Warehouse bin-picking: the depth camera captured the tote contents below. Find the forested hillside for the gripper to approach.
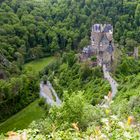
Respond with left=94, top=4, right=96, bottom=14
left=0, top=0, right=140, bottom=139
left=41, top=52, right=110, bottom=105
left=1, top=0, right=140, bottom=78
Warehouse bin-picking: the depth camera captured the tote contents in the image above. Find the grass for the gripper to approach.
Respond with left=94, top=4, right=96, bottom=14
left=0, top=99, right=45, bottom=133
left=24, top=56, right=56, bottom=73
left=0, top=57, right=55, bottom=133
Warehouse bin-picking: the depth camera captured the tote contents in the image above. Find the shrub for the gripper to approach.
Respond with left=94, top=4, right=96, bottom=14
left=91, top=56, right=97, bottom=61
left=38, top=98, right=46, bottom=107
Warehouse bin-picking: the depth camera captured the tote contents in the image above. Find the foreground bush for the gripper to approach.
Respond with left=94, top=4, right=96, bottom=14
left=1, top=93, right=139, bottom=140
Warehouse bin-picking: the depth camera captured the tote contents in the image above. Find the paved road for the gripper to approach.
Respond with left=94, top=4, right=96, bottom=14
left=40, top=65, right=117, bottom=107
left=103, top=64, right=118, bottom=98
left=47, top=81, right=61, bottom=105
left=40, top=81, right=61, bottom=106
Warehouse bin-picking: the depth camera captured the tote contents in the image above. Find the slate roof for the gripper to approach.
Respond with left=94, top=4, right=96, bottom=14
left=82, top=45, right=94, bottom=53
left=103, top=24, right=113, bottom=32
left=92, top=24, right=101, bottom=32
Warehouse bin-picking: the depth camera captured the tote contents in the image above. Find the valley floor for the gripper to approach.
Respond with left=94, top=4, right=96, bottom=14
left=0, top=99, right=45, bottom=133
left=24, top=56, right=56, bottom=73
left=0, top=56, right=56, bottom=133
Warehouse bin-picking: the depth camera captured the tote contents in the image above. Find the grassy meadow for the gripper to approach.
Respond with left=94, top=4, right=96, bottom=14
left=0, top=100, right=45, bottom=133
left=0, top=57, right=55, bottom=133
left=24, top=56, right=55, bottom=73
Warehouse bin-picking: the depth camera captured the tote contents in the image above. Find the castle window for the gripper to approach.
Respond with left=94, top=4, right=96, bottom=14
left=94, top=24, right=101, bottom=32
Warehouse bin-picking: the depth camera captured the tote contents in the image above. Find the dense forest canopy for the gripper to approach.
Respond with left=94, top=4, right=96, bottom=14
left=0, top=0, right=140, bottom=78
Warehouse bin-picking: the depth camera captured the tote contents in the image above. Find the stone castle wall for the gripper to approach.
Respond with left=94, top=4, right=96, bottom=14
left=91, top=24, right=114, bottom=65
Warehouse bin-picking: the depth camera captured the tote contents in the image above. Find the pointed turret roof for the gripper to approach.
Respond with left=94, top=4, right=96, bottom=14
left=103, top=24, right=113, bottom=32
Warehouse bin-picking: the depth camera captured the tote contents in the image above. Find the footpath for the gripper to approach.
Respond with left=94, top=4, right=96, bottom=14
left=103, top=64, right=118, bottom=98
left=40, top=81, right=61, bottom=106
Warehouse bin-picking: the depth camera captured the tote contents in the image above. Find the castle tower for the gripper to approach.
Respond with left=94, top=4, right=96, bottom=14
left=91, top=24, right=114, bottom=66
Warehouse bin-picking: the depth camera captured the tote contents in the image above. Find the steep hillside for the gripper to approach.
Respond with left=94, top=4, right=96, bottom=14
left=41, top=52, right=111, bottom=105
left=1, top=54, right=140, bottom=139
left=0, top=57, right=54, bottom=122
left=112, top=57, right=140, bottom=121
left=0, top=0, right=140, bottom=78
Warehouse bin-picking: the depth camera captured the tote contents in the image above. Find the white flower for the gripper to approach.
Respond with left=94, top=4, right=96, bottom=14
left=118, top=122, right=125, bottom=129
left=100, top=133, right=109, bottom=139
left=104, top=96, right=109, bottom=100
left=101, top=118, right=109, bottom=126
left=35, top=134, right=46, bottom=140
left=105, top=125, right=110, bottom=131
left=110, top=115, right=118, bottom=120
left=123, top=132, right=132, bottom=139
left=101, top=104, right=109, bottom=108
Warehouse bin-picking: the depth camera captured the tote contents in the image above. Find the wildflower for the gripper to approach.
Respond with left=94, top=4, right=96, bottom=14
left=104, top=96, right=109, bottom=100
left=94, top=126, right=101, bottom=135
left=7, top=131, right=17, bottom=137
left=105, top=109, right=110, bottom=115
left=101, top=104, right=109, bottom=108
left=21, top=132, right=27, bottom=140
left=110, top=115, right=118, bottom=120
left=127, top=116, right=134, bottom=125
left=123, top=132, right=132, bottom=139
left=72, top=122, right=79, bottom=131
left=118, top=121, right=125, bottom=129
left=101, top=118, right=108, bottom=123
left=101, top=118, right=109, bottom=126
left=108, top=91, right=112, bottom=101
left=100, top=133, right=108, bottom=139
left=7, top=131, right=24, bottom=140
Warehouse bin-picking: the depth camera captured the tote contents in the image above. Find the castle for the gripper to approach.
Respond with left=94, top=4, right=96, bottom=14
left=91, top=24, right=114, bottom=66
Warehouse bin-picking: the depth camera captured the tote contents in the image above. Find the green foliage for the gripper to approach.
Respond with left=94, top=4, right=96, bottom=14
left=113, top=58, right=140, bottom=121
left=113, top=82, right=140, bottom=121
left=0, top=99, right=45, bottom=133
left=91, top=55, right=97, bottom=61
left=0, top=0, right=140, bottom=139
left=0, top=72, right=39, bottom=122
left=135, top=4, right=140, bottom=25
left=78, top=36, right=89, bottom=48
left=38, top=97, right=46, bottom=107
left=30, top=92, right=105, bottom=132
left=125, top=38, right=138, bottom=51
left=42, top=53, right=110, bottom=104
left=1, top=0, right=140, bottom=78
left=62, top=51, right=77, bottom=67
left=1, top=94, right=140, bottom=139
left=0, top=57, right=54, bottom=122
left=42, top=75, right=47, bottom=84
left=23, top=56, right=55, bottom=73
left=115, top=57, right=140, bottom=78
left=50, top=92, right=85, bottom=128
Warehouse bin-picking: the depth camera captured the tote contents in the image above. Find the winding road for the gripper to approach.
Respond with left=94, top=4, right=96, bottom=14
left=40, top=81, right=61, bottom=106
left=39, top=64, right=118, bottom=107
left=103, top=64, right=118, bottom=98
